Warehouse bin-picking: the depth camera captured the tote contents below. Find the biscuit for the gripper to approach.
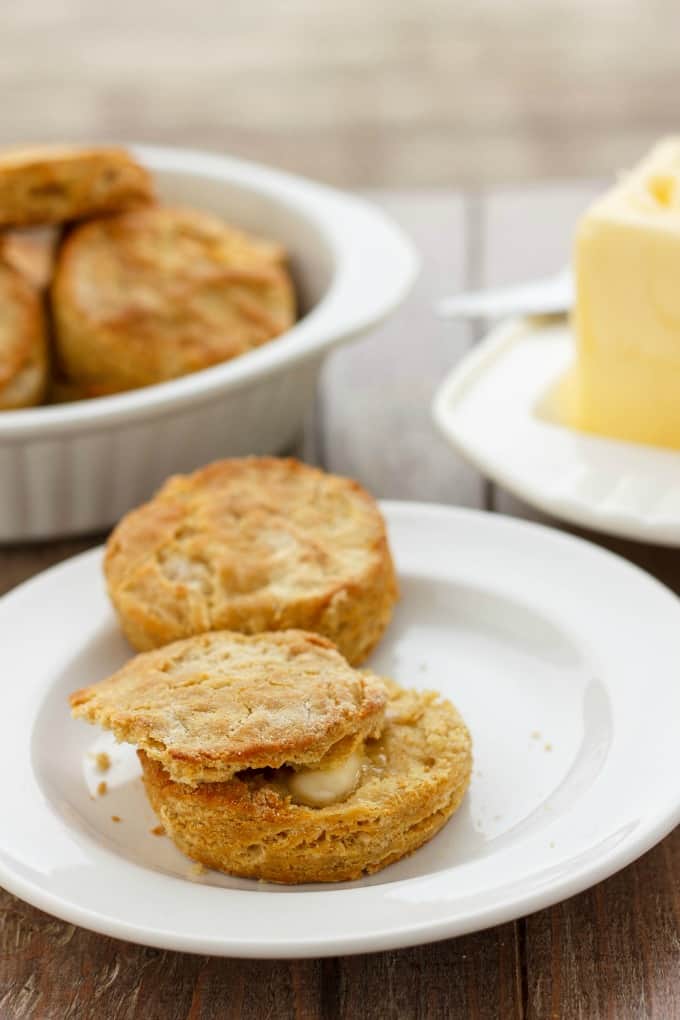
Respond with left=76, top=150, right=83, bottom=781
left=0, top=229, right=57, bottom=291
left=0, top=259, right=48, bottom=409
left=138, top=679, right=472, bottom=883
left=104, top=457, right=398, bottom=665
left=51, top=205, right=296, bottom=393
left=0, top=145, right=153, bottom=228
left=70, top=630, right=388, bottom=785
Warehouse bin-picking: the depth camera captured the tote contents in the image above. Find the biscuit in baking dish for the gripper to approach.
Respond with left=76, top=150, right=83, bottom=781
left=104, top=457, right=398, bottom=665
left=0, top=145, right=153, bottom=228
left=51, top=205, right=296, bottom=393
left=0, top=229, right=56, bottom=292
left=70, top=630, right=388, bottom=785
left=0, top=259, right=48, bottom=409
left=142, top=677, right=472, bottom=883
left=69, top=630, right=472, bottom=883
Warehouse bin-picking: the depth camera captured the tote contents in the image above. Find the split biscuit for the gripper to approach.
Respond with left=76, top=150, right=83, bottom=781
left=70, top=629, right=472, bottom=883
left=104, top=457, right=398, bottom=665
left=140, top=677, right=472, bottom=883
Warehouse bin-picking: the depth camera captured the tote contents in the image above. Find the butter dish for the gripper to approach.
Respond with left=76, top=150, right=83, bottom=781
left=433, top=316, right=680, bottom=545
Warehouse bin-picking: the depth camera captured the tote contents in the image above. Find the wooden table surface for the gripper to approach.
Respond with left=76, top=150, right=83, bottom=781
left=1, top=186, right=678, bottom=1019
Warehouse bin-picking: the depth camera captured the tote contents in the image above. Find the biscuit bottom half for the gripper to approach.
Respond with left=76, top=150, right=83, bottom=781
left=139, top=681, right=472, bottom=884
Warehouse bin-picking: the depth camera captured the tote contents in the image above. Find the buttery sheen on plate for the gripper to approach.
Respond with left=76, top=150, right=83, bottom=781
left=574, top=138, right=680, bottom=449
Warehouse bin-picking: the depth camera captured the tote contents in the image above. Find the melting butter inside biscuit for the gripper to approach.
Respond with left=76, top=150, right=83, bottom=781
left=287, top=751, right=363, bottom=807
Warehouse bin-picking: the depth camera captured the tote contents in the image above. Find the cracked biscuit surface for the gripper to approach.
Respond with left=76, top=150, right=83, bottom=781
left=0, top=145, right=153, bottom=228
left=104, top=457, right=398, bottom=665
left=0, top=259, right=48, bottom=409
left=138, top=679, right=473, bottom=883
left=51, top=205, right=296, bottom=393
left=69, top=630, right=388, bottom=785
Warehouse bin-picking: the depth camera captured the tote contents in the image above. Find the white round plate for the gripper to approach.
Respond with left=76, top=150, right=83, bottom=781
left=433, top=317, right=680, bottom=545
left=1, top=502, right=679, bottom=958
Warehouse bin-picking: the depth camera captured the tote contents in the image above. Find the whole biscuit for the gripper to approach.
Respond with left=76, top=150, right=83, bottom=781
left=70, top=629, right=388, bottom=785
left=104, top=457, right=398, bottom=664
left=0, top=259, right=48, bottom=409
left=0, top=145, right=153, bottom=228
left=51, top=205, right=296, bottom=393
left=139, top=680, right=473, bottom=883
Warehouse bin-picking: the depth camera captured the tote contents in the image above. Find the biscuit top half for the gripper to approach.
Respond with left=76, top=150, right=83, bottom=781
left=70, top=630, right=387, bottom=785
left=104, top=457, right=394, bottom=642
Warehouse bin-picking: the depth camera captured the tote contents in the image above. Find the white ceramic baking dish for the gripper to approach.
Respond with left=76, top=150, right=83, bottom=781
left=0, top=145, right=418, bottom=540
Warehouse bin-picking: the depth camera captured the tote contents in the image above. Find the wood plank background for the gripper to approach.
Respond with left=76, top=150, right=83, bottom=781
left=1, top=0, right=680, bottom=189
left=1, top=187, right=678, bottom=1018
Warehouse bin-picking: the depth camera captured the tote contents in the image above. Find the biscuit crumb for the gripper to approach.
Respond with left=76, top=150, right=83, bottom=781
left=544, top=742, right=553, bottom=752
left=188, top=862, right=205, bottom=880
left=150, top=825, right=165, bottom=836
left=94, top=751, right=111, bottom=772
left=97, top=780, right=108, bottom=796
left=111, top=815, right=122, bottom=823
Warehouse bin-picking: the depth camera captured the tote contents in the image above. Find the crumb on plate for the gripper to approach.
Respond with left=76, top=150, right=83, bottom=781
left=94, top=751, right=111, bottom=772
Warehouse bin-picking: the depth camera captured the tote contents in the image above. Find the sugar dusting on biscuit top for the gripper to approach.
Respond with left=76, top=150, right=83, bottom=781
left=70, top=629, right=387, bottom=786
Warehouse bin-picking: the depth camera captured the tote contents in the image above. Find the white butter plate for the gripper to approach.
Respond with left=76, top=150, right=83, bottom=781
left=1, top=502, right=679, bottom=958
left=434, top=318, right=680, bottom=545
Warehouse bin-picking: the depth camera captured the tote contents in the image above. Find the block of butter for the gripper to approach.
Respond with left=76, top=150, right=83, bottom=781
left=574, top=138, right=680, bottom=448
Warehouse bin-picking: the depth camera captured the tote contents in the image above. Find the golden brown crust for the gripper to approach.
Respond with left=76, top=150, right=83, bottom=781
left=0, top=229, right=57, bottom=291
left=51, top=205, right=296, bottom=393
left=104, top=457, right=398, bottom=665
left=0, top=259, right=48, bottom=409
left=0, top=145, right=153, bottom=228
left=139, top=680, right=473, bottom=883
left=69, top=629, right=387, bottom=784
